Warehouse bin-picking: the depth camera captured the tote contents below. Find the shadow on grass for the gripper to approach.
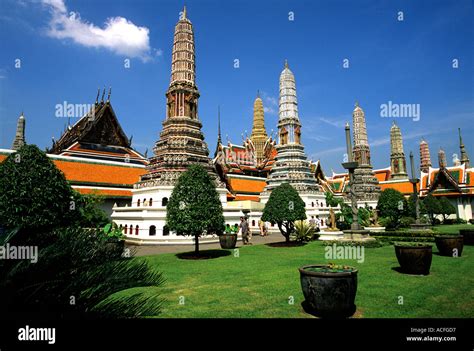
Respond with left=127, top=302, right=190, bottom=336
left=266, top=241, right=307, bottom=248
left=176, top=249, right=232, bottom=260
left=390, top=267, right=430, bottom=276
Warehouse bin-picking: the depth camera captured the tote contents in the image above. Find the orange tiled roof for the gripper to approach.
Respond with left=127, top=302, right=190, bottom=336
left=228, top=177, right=266, bottom=194
left=374, top=170, right=391, bottom=182
left=74, top=188, right=132, bottom=197
left=1, top=151, right=144, bottom=198
left=54, top=159, right=145, bottom=185
left=379, top=181, right=417, bottom=194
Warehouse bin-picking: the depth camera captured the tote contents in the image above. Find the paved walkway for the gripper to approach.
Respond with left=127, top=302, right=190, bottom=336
left=128, top=233, right=284, bottom=257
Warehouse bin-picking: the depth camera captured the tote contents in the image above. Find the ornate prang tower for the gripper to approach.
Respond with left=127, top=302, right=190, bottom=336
left=137, top=6, right=222, bottom=188
left=12, top=112, right=26, bottom=150
left=458, top=128, right=470, bottom=168
left=261, top=60, right=322, bottom=197
left=419, top=138, right=432, bottom=173
left=390, top=121, right=408, bottom=179
left=250, top=92, right=268, bottom=166
left=350, top=102, right=380, bottom=203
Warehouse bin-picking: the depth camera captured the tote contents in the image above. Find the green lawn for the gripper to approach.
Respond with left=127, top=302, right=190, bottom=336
left=117, top=237, right=474, bottom=318
left=433, top=223, right=473, bottom=234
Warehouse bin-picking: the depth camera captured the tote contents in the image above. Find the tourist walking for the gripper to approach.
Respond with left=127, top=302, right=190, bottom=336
left=239, top=216, right=250, bottom=245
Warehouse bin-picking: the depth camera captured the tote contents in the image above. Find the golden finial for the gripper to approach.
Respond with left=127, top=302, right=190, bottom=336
left=284, top=59, right=288, bottom=68
left=183, top=5, right=187, bottom=19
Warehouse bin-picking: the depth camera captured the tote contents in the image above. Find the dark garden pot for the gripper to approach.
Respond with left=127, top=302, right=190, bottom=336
left=459, top=229, right=474, bottom=246
left=219, top=234, right=237, bottom=249
left=394, top=244, right=432, bottom=275
left=299, top=264, right=358, bottom=318
left=435, top=235, right=463, bottom=257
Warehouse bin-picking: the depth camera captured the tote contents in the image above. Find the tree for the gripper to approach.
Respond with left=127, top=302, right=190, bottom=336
left=423, top=194, right=442, bottom=224
left=438, top=197, right=456, bottom=223
left=0, top=145, right=76, bottom=231
left=0, top=145, right=164, bottom=318
left=262, top=183, right=306, bottom=243
left=377, top=188, right=407, bottom=229
left=0, top=226, right=164, bottom=319
left=166, top=165, right=225, bottom=254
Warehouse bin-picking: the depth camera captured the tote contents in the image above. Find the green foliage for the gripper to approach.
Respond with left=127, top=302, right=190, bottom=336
left=74, top=194, right=110, bottom=228
left=0, top=226, right=164, bottom=319
left=407, top=194, right=426, bottom=218
left=399, top=216, right=416, bottom=228
left=325, top=239, right=384, bottom=248
left=325, top=192, right=342, bottom=207
left=422, top=194, right=442, bottom=224
left=262, top=183, right=306, bottom=242
left=377, top=189, right=407, bottom=229
left=103, top=222, right=125, bottom=240
left=0, top=145, right=76, bottom=230
left=358, top=206, right=371, bottom=227
left=326, top=191, right=351, bottom=227
left=292, top=220, right=316, bottom=243
left=166, top=165, right=225, bottom=253
left=438, top=197, right=456, bottom=222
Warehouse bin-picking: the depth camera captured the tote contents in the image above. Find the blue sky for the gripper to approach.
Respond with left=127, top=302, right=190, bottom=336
left=0, top=0, right=472, bottom=174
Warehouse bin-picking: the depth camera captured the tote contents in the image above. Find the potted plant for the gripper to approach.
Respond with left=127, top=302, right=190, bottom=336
left=219, top=224, right=237, bottom=249
left=103, top=223, right=125, bottom=253
left=299, top=263, right=358, bottom=318
left=394, top=243, right=432, bottom=275
left=435, top=235, right=463, bottom=257
left=460, top=229, right=474, bottom=245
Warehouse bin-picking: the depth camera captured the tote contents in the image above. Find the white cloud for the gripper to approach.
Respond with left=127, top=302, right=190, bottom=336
left=260, top=91, right=278, bottom=115
left=41, top=0, right=154, bottom=61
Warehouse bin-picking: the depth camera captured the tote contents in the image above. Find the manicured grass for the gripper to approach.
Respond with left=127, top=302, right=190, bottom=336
left=433, top=223, right=473, bottom=234
left=116, top=239, right=474, bottom=318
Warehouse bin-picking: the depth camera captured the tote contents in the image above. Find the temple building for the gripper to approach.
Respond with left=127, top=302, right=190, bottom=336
left=419, top=139, right=473, bottom=221
left=2, top=106, right=147, bottom=215
left=12, top=112, right=26, bottom=150
left=260, top=60, right=328, bottom=223
left=49, top=88, right=147, bottom=165
left=111, top=7, right=242, bottom=244
left=389, top=122, right=408, bottom=180
left=349, top=102, right=381, bottom=206
left=214, top=94, right=277, bottom=201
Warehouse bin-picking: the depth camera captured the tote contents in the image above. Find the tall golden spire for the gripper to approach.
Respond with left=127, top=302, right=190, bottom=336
left=250, top=92, right=268, bottom=165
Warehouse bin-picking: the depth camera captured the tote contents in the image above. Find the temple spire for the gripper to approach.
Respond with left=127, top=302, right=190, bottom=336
left=419, top=138, right=432, bottom=173
left=101, top=87, right=106, bottom=103
left=261, top=61, right=321, bottom=197
left=183, top=5, right=187, bottom=19
left=458, top=128, right=470, bottom=168
left=390, top=122, right=408, bottom=179
left=250, top=94, right=268, bottom=165
left=95, top=87, right=100, bottom=105
left=107, top=87, right=112, bottom=103
left=12, top=112, right=26, bottom=150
